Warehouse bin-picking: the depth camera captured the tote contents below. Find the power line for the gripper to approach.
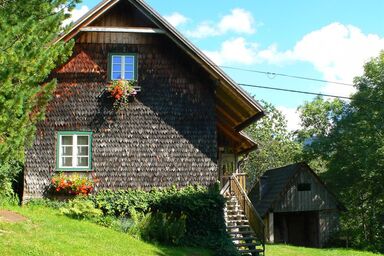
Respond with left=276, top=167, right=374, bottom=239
left=220, top=65, right=355, bottom=87
left=238, top=83, right=384, bottom=104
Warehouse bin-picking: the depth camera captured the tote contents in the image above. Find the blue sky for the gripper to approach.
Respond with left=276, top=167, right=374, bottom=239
left=74, top=0, right=384, bottom=129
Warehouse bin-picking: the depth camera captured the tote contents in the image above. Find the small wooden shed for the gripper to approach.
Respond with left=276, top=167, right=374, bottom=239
left=248, top=162, right=344, bottom=247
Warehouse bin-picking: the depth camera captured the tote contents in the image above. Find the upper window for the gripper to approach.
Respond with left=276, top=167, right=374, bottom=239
left=57, top=131, right=92, bottom=171
left=297, top=183, right=311, bottom=191
left=109, top=54, right=137, bottom=80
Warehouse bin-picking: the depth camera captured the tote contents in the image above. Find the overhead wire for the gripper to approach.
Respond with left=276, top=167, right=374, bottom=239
left=219, top=65, right=355, bottom=87
left=237, top=83, right=384, bottom=105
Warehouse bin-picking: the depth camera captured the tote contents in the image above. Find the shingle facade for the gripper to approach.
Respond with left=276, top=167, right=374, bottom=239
left=24, top=41, right=218, bottom=200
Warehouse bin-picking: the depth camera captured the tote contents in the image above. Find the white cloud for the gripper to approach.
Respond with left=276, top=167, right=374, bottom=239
left=62, top=5, right=89, bottom=27
left=277, top=106, right=301, bottom=131
left=186, top=22, right=218, bottom=38
left=204, top=37, right=259, bottom=65
left=164, top=12, right=188, bottom=27
left=186, top=8, right=255, bottom=38
left=260, top=22, right=384, bottom=97
left=218, top=8, right=255, bottom=34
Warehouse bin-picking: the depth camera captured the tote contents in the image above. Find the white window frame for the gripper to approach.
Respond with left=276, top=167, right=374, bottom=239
left=57, top=131, right=92, bottom=171
left=110, top=54, right=136, bottom=81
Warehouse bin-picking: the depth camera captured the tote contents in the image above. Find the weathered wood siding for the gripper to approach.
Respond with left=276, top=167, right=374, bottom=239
left=24, top=34, right=218, bottom=200
left=89, top=1, right=156, bottom=28
left=319, top=210, right=339, bottom=247
left=275, top=170, right=339, bottom=212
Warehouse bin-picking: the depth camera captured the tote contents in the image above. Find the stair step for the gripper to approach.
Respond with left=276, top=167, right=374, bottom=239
left=239, top=248, right=264, bottom=253
left=226, top=225, right=250, bottom=229
left=226, top=219, right=249, bottom=223
left=225, top=209, right=244, bottom=213
left=231, top=236, right=258, bottom=241
left=228, top=230, right=255, bottom=235
left=234, top=242, right=259, bottom=247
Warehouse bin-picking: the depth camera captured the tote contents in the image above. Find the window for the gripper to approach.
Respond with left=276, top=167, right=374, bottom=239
left=57, top=131, right=92, bottom=170
left=109, top=54, right=137, bottom=80
left=297, top=183, right=311, bottom=191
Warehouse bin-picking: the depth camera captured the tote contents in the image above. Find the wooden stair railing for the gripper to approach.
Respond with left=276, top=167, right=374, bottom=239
left=229, top=173, right=265, bottom=247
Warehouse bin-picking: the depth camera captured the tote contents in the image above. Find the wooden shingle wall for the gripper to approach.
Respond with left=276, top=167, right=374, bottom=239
left=24, top=36, right=218, bottom=200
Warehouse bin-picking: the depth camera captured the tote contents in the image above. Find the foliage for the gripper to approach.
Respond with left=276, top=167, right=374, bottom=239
left=60, top=196, right=102, bottom=220
left=298, top=97, right=347, bottom=173
left=107, top=79, right=137, bottom=102
left=0, top=0, right=79, bottom=197
left=242, top=101, right=302, bottom=185
left=298, top=52, right=384, bottom=253
left=127, top=208, right=187, bottom=245
left=0, top=205, right=211, bottom=256
left=26, top=198, right=68, bottom=209
left=91, top=185, right=238, bottom=255
left=50, top=173, right=94, bottom=195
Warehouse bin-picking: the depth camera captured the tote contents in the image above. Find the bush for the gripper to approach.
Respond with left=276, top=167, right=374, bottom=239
left=60, top=196, right=102, bottom=219
left=128, top=208, right=187, bottom=245
left=91, top=185, right=238, bottom=255
left=0, top=160, right=22, bottom=206
left=26, top=198, right=68, bottom=209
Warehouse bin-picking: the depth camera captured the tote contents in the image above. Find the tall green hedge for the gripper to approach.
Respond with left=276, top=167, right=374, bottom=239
left=90, top=185, right=239, bottom=256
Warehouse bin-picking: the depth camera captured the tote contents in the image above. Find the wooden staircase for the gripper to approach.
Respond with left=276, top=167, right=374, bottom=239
left=221, top=173, right=265, bottom=256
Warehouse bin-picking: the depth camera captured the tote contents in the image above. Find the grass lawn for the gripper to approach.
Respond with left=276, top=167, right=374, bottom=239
left=266, top=244, right=382, bottom=256
left=0, top=205, right=211, bottom=256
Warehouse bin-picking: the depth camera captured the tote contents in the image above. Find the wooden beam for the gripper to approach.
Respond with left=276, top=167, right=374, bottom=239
left=234, top=111, right=265, bottom=132
left=216, top=105, right=239, bottom=128
left=80, top=26, right=165, bottom=34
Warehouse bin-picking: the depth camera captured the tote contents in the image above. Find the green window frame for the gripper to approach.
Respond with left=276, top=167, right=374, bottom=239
left=108, top=53, right=138, bottom=81
left=56, top=131, right=92, bottom=171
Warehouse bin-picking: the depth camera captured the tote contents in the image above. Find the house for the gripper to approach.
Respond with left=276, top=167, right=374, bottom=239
left=23, top=0, right=265, bottom=201
left=248, top=162, right=344, bottom=247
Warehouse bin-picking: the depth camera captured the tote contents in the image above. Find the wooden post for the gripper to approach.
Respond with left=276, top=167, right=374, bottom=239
left=268, top=212, right=274, bottom=243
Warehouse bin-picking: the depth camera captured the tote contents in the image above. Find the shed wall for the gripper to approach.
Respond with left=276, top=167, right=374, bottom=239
left=24, top=36, right=218, bottom=200
left=275, top=170, right=339, bottom=212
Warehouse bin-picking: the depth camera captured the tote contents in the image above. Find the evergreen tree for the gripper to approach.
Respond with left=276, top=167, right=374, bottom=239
left=0, top=0, right=80, bottom=198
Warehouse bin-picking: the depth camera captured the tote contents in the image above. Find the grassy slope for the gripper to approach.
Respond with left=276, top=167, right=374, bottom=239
left=267, top=244, right=382, bottom=256
left=0, top=206, right=210, bottom=256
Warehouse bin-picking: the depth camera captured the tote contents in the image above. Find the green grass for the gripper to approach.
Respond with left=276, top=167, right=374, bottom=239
left=266, top=244, right=382, bottom=256
left=0, top=205, right=211, bottom=256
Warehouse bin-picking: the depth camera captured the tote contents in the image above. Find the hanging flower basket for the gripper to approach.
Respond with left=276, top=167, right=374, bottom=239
left=106, top=79, right=137, bottom=104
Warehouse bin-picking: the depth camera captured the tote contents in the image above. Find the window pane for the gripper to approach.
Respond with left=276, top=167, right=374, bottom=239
left=77, top=136, right=89, bottom=145
left=125, top=56, right=134, bottom=64
left=112, top=56, right=122, bottom=63
left=124, top=64, right=134, bottom=72
left=62, top=146, right=72, bottom=156
left=112, top=64, right=121, bottom=72
left=78, top=146, right=88, bottom=156
left=78, top=157, right=89, bottom=167
left=62, top=157, right=73, bottom=167
left=112, top=72, right=122, bottom=80
left=124, top=72, right=134, bottom=80
left=61, top=136, right=73, bottom=145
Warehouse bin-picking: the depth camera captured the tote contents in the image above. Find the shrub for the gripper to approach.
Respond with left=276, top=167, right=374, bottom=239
left=127, top=207, right=187, bottom=245
left=60, top=196, right=102, bottom=219
left=26, top=198, right=68, bottom=209
left=91, top=185, right=238, bottom=255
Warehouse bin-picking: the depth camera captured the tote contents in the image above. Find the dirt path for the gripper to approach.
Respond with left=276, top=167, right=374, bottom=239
left=0, top=210, right=27, bottom=222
